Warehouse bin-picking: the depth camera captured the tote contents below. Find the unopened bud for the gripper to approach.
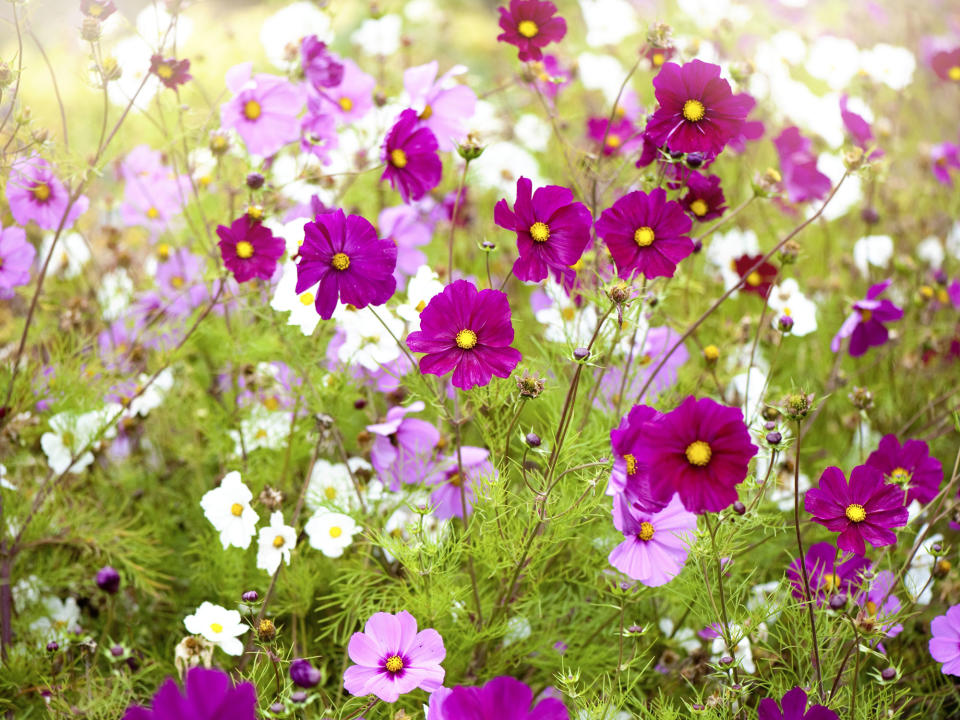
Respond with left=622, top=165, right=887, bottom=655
left=525, top=432, right=541, bottom=448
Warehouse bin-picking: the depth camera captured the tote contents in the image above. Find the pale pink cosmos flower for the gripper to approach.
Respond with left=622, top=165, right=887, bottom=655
left=403, top=61, right=477, bottom=151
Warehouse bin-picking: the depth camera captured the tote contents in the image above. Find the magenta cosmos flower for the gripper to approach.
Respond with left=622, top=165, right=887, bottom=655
left=220, top=62, right=304, bottom=157
left=758, top=687, right=837, bottom=720
left=123, top=666, right=256, bottom=720
left=644, top=60, right=750, bottom=156
left=805, top=465, right=908, bottom=556
left=786, top=541, right=871, bottom=606
left=774, top=127, right=831, bottom=204
left=830, top=279, right=904, bottom=357
left=300, top=35, right=344, bottom=90
left=381, top=109, right=443, bottom=203
left=428, top=676, right=568, bottom=720
left=930, top=604, right=960, bottom=676
left=6, top=156, right=89, bottom=231
left=295, top=209, right=398, bottom=320
left=149, top=54, right=191, bottom=89
left=595, top=188, right=694, bottom=280
left=633, top=396, right=758, bottom=513
left=404, top=61, right=477, bottom=152
left=216, top=215, right=285, bottom=283
left=343, top=610, right=445, bottom=703
left=609, top=404, right=663, bottom=512
left=932, top=48, right=960, bottom=83
left=494, top=176, right=592, bottom=284
left=865, top=434, right=943, bottom=505
left=609, top=494, right=697, bottom=587
left=0, top=224, right=36, bottom=299
left=680, top=171, right=726, bottom=222
left=930, top=142, right=960, bottom=186
left=497, top=0, right=566, bottom=63
left=367, top=401, right=440, bottom=492
left=406, top=279, right=522, bottom=391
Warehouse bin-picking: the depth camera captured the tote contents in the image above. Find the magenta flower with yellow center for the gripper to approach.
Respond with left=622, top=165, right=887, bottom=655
left=497, top=0, right=567, bottom=62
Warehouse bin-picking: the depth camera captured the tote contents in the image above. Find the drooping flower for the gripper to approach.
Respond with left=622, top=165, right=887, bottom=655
left=6, top=156, right=89, bottom=231
left=220, top=63, right=304, bottom=157
left=294, top=209, right=398, bottom=320
left=608, top=494, right=697, bottom=586
left=0, top=224, right=36, bottom=299
left=403, top=61, right=477, bottom=151
left=430, top=676, right=568, bottom=720
left=496, top=0, right=567, bottom=63
left=643, top=60, right=750, bottom=156
left=733, top=254, right=778, bottom=299
left=216, top=215, right=285, bottom=283
left=428, top=447, right=494, bottom=520
left=343, top=611, right=445, bottom=703
left=182, top=602, right=247, bottom=656
left=122, top=667, right=256, bottom=720
left=149, top=54, right=192, bottom=89
left=931, top=48, right=960, bottom=84
left=830, top=279, right=904, bottom=357
left=774, top=127, right=831, bottom=204
left=805, top=465, right=908, bottom=556
left=758, top=686, right=838, bottom=720
left=406, top=279, right=522, bottom=391
left=865, top=434, right=943, bottom=505
left=199, top=471, right=259, bottom=550
left=494, top=176, right=592, bottom=284
left=256, top=511, right=297, bottom=574
left=595, top=188, right=694, bottom=280
left=381, top=109, right=442, bottom=203
left=680, top=172, right=726, bottom=222
left=786, top=541, right=871, bottom=606
left=367, top=401, right=440, bottom=491
left=930, top=604, right=960, bottom=675
left=304, top=510, right=360, bottom=558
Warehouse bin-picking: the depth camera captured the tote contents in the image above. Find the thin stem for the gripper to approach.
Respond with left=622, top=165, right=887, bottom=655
left=447, top=159, right=470, bottom=280
left=703, top=513, right=739, bottom=686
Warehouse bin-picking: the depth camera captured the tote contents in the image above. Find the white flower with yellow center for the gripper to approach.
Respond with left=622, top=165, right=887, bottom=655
left=41, top=231, right=90, bottom=278
left=228, top=404, right=290, bottom=456
left=270, top=261, right=321, bottom=336
left=199, top=471, right=258, bottom=550
left=183, top=601, right=247, bottom=656
left=256, top=511, right=297, bottom=574
left=40, top=410, right=109, bottom=475
left=397, top=266, right=444, bottom=326
left=767, top=279, right=818, bottom=337
left=30, top=596, right=80, bottom=641
left=305, top=458, right=375, bottom=512
left=860, top=43, right=915, bottom=90
left=853, top=235, right=894, bottom=275
left=334, top=306, right=403, bottom=371
left=126, top=369, right=174, bottom=418
left=304, top=511, right=359, bottom=558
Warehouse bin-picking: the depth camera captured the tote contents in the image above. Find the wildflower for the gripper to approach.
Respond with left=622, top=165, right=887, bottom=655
left=429, top=447, right=494, bottom=519
left=199, top=471, right=258, bottom=551
left=40, top=409, right=108, bottom=475
left=839, top=95, right=882, bottom=158
left=306, top=457, right=374, bottom=512
left=830, top=279, right=904, bottom=357
left=733, top=254, right=778, bottom=299
left=680, top=172, right=726, bottom=222
left=367, top=402, right=440, bottom=491
left=290, top=658, right=322, bottom=689
left=786, top=542, right=870, bottom=607
left=767, top=279, right=818, bottom=337
left=805, top=465, right=908, bottom=556
left=773, top=127, right=831, bottom=204
left=406, top=279, right=523, bottom=391
left=856, top=570, right=903, bottom=639
left=0, top=224, right=36, bottom=299
left=930, top=605, right=960, bottom=675
left=122, top=666, right=256, bottom=720
left=595, top=188, right=694, bottom=280
left=300, top=35, right=344, bottom=89
left=587, top=116, right=642, bottom=157
left=864, top=434, right=943, bottom=505
left=219, top=63, right=304, bottom=157
left=609, top=404, right=661, bottom=509
left=315, top=58, right=375, bottom=122
left=95, top=566, right=121, bottom=594
left=404, top=61, right=477, bottom=152
left=643, top=60, right=750, bottom=156
left=256, top=511, right=297, bottom=575
left=930, top=142, right=960, bottom=186
left=932, top=48, right=960, bottom=83
left=6, top=155, right=89, bottom=231
left=381, top=109, right=443, bottom=203
left=852, top=235, right=893, bottom=275
left=609, top=494, right=696, bottom=586
left=182, top=602, right=247, bottom=656
left=397, top=265, right=444, bottom=324
left=270, top=261, right=321, bottom=336
left=758, top=686, right=838, bottom=720
left=295, top=209, right=398, bottom=320
left=343, top=611, right=445, bottom=703
left=494, top=176, right=593, bottom=284
left=30, top=596, right=81, bottom=641
left=149, top=54, right=191, bottom=89
left=497, top=0, right=567, bottom=63
left=380, top=207, right=433, bottom=283
left=216, top=215, right=285, bottom=283
left=304, top=510, right=360, bottom=558
left=430, top=676, right=568, bottom=719
left=81, top=0, right=116, bottom=20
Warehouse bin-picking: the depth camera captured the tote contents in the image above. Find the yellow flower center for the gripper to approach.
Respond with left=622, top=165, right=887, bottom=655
left=385, top=655, right=404, bottom=673
left=230, top=503, right=244, bottom=517
left=255, top=428, right=268, bottom=439
left=624, top=453, right=637, bottom=476
left=703, top=344, right=720, bottom=361
left=89, top=3, right=104, bottom=16
left=247, top=205, right=264, bottom=221
left=299, top=292, right=314, bottom=305
left=32, top=183, right=51, bottom=202
left=210, top=623, right=223, bottom=634
left=272, top=535, right=285, bottom=548
left=652, top=52, right=665, bottom=66
left=157, top=243, right=171, bottom=259
left=338, top=96, right=354, bottom=112
left=263, top=396, right=280, bottom=411
left=416, top=299, right=427, bottom=312
left=170, top=275, right=184, bottom=290
left=156, top=63, right=174, bottom=80
left=950, top=66, right=960, bottom=82
left=561, top=306, right=576, bottom=321
left=529, top=221, right=550, bottom=243
left=685, top=440, right=712, bottom=466
left=146, top=206, right=160, bottom=220
left=324, top=486, right=337, bottom=500
left=634, top=226, right=655, bottom=247
left=455, top=329, right=478, bottom=349
left=606, top=134, right=622, bottom=149
left=845, top=503, right=866, bottom=523
left=235, top=241, right=254, bottom=259
left=61, top=431, right=75, bottom=448
left=822, top=572, right=841, bottom=593
left=860, top=309, right=872, bottom=322
left=448, top=473, right=463, bottom=487
left=243, top=100, right=262, bottom=121
left=331, top=252, right=351, bottom=271
left=682, top=99, right=706, bottom=122
left=746, top=271, right=762, bottom=287
left=690, top=199, right=708, bottom=217
left=890, top=467, right=911, bottom=483
left=390, top=149, right=408, bottom=168
left=517, top=20, right=539, bottom=38
left=419, top=104, right=433, bottom=121
left=329, top=526, right=342, bottom=538
left=638, top=521, right=655, bottom=542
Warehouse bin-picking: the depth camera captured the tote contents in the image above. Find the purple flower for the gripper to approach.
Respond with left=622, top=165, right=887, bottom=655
left=857, top=570, right=903, bottom=638
left=496, top=0, right=567, bottom=63
left=406, top=279, right=522, bottom=391
left=404, top=61, right=477, bottom=152
left=680, top=171, right=726, bottom=222
left=774, top=127, right=831, bottom=204
left=494, top=177, right=592, bottom=284
left=930, top=142, right=960, bottom=186
left=220, top=63, right=304, bottom=157
left=343, top=610, right=445, bottom=703
left=932, top=48, right=960, bottom=83
left=786, top=542, right=870, bottom=606
left=839, top=95, right=882, bottom=158
left=294, top=209, right=398, bottom=320
left=316, top=59, right=375, bottom=122
left=930, top=604, right=960, bottom=675
left=149, top=55, right=191, bottom=89
left=865, top=434, right=943, bottom=505
left=758, top=686, right=837, bottom=720
left=597, top=326, right=689, bottom=415
left=609, top=404, right=663, bottom=512
left=379, top=205, right=433, bottom=282
left=805, top=465, right=908, bottom=556
left=6, top=156, right=89, bottom=231
left=430, top=676, right=568, bottom=720
left=300, top=36, right=344, bottom=90
left=595, top=188, right=694, bottom=280
left=608, top=494, right=697, bottom=586
left=367, top=401, right=440, bottom=492
left=216, top=216, right=285, bottom=283
left=381, top=109, right=443, bottom=203
left=830, top=279, right=903, bottom=357
left=300, top=96, right=340, bottom=164
left=0, top=224, right=35, bottom=298
left=289, top=658, right=322, bottom=688
left=726, top=92, right=764, bottom=153
left=123, top=667, right=256, bottom=720
left=156, top=249, right=209, bottom=317
left=644, top=60, right=750, bottom=156
left=428, top=446, right=494, bottom=519
left=95, top=566, right=121, bottom=594
left=587, top=116, right=642, bottom=156
left=531, top=54, right=573, bottom=101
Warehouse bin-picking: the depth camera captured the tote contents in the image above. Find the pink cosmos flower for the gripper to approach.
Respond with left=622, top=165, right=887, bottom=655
left=680, top=172, right=726, bottom=222
left=81, top=0, right=116, bottom=19
left=839, top=95, right=882, bottom=159
left=856, top=569, right=903, bottom=639
left=379, top=205, right=433, bottom=282
left=531, top=54, right=573, bottom=101
left=343, top=611, right=445, bottom=703
left=0, top=224, right=36, bottom=299
left=300, top=35, right=344, bottom=90
left=587, top=117, right=642, bottom=157
left=865, top=434, right=943, bottom=505
left=786, top=541, right=871, bottom=606
left=149, top=55, right=192, bottom=89
left=406, top=279, right=522, bottom=391
left=120, top=158, right=188, bottom=234
left=300, top=96, right=340, bottom=165
left=758, top=686, right=837, bottom=720
left=609, top=404, right=662, bottom=511
left=930, top=142, right=960, bottom=186
left=123, top=666, right=256, bottom=720
left=931, top=48, right=960, bottom=83
left=220, top=63, right=304, bottom=157
left=608, top=494, right=697, bottom=587
left=774, top=127, right=831, bottom=204
left=6, top=156, right=89, bottom=231
left=317, top=59, right=375, bottom=122
left=497, top=0, right=567, bottom=63
left=216, top=215, right=285, bottom=283
left=156, top=249, right=209, bottom=317
left=930, top=604, right=960, bottom=675
left=830, top=278, right=904, bottom=357
left=428, top=446, right=493, bottom=519
left=429, top=676, right=568, bottom=720
left=726, top=93, right=765, bottom=153
left=367, top=401, right=441, bottom=492
left=404, top=61, right=477, bottom=152
left=381, top=109, right=443, bottom=203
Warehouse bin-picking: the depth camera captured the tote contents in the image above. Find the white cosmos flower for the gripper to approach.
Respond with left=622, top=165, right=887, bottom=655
left=767, top=278, right=818, bottom=337
left=472, top=142, right=545, bottom=198
left=806, top=36, right=861, bottom=90
left=903, top=532, right=942, bottom=605
left=260, top=2, right=332, bottom=68
left=578, top=0, right=638, bottom=47
left=97, top=269, right=134, bottom=321
left=263, top=216, right=310, bottom=256
left=228, top=405, right=291, bottom=455
left=917, top=236, right=945, bottom=268
left=127, top=369, right=174, bottom=417
left=183, top=602, right=247, bottom=656
left=0, top=463, right=11, bottom=491
left=514, top=114, right=551, bottom=153
left=199, top=471, right=259, bottom=550
left=860, top=44, right=915, bottom=90
left=946, top=221, right=960, bottom=260
left=351, top=14, right=402, bottom=56
left=335, top=307, right=403, bottom=371
left=41, top=409, right=112, bottom=475
left=397, top=266, right=444, bottom=325
left=30, top=596, right=81, bottom=641
left=306, top=458, right=375, bottom=512
left=677, top=0, right=750, bottom=28
left=256, top=511, right=297, bottom=574
left=105, top=35, right=160, bottom=109
left=534, top=280, right=599, bottom=346
left=576, top=52, right=627, bottom=104
left=41, top=232, right=90, bottom=278
left=270, top=261, right=320, bottom=336
left=710, top=622, right=761, bottom=674
left=852, top=235, right=894, bottom=275
left=503, top=616, right=532, bottom=646
left=305, top=511, right=360, bottom=558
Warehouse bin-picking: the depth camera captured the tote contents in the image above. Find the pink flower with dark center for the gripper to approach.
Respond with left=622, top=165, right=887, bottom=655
left=680, top=171, right=726, bottom=222
left=497, top=0, right=567, bottom=63
left=856, top=570, right=903, bottom=638
left=404, top=61, right=477, bottom=152
left=381, top=109, right=443, bottom=203
left=774, top=127, right=831, bottom=204
left=830, top=278, right=903, bottom=357
left=805, top=464, right=908, bottom=556
left=786, top=541, right=871, bottom=606
left=864, top=434, right=943, bottom=505
left=530, top=54, right=573, bottom=101
left=930, top=604, right=960, bottom=675
left=220, top=63, right=304, bottom=157
left=6, top=156, right=89, bottom=231
left=0, top=224, right=36, bottom=299
left=608, top=494, right=697, bottom=586
left=216, top=215, right=285, bottom=283
left=931, top=48, right=960, bottom=83
left=149, top=55, right=192, bottom=89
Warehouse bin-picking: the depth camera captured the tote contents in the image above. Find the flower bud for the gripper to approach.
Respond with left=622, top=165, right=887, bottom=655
left=457, top=132, right=485, bottom=161
left=269, top=703, right=285, bottom=713
left=257, top=619, right=276, bottom=642
left=860, top=206, right=879, bottom=225
left=96, top=566, right=121, bottom=594
left=246, top=172, right=265, bottom=190
left=573, top=347, right=590, bottom=361
left=47, top=641, right=59, bottom=652
left=608, top=282, right=632, bottom=305
left=779, top=240, right=800, bottom=265
left=525, top=432, right=541, bottom=448
left=703, top=345, right=720, bottom=364
left=289, top=658, right=322, bottom=688
left=782, top=392, right=813, bottom=422
left=111, top=645, right=124, bottom=657
left=732, top=501, right=746, bottom=515
left=763, top=421, right=776, bottom=431
left=829, top=593, right=847, bottom=611
left=481, top=240, right=496, bottom=251
left=0, top=62, right=12, bottom=88
left=766, top=431, right=782, bottom=445
left=777, top=314, right=794, bottom=333
left=290, top=691, right=308, bottom=703
left=258, top=486, right=284, bottom=511
left=353, top=397, right=367, bottom=410
left=848, top=386, right=873, bottom=411
left=209, top=131, right=230, bottom=155
left=516, top=370, right=545, bottom=399
left=880, top=667, right=897, bottom=681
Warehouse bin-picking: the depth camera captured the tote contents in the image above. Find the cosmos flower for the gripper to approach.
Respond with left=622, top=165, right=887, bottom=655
left=609, top=404, right=662, bottom=510
left=299, top=96, right=340, bottom=164
left=839, top=95, right=882, bottom=158
left=428, top=446, right=494, bottom=520
left=343, top=611, right=445, bottom=703
left=219, top=63, right=304, bottom=157
left=733, top=254, right=778, bottom=299
left=497, top=0, right=567, bottom=63
left=149, top=55, right=192, bottom=89
left=726, top=92, right=764, bottom=153
left=0, top=224, right=36, bottom=299
left=494, top=176, right=592, bottom=284
left=608, top=494, right=697, bottom=586
left=199, top=471, right=259, bottom=550
left=182, top=602, right=247, bottom=656
left=81, top=0, right=116, bottom=20
left=856, top=570, right=903, bottom=639
left=255, top=511, right=297, bottom=574
left=595, top=188, right=694, bottom=280
left=304, top=510, right=360, bottom=558
left=6, top=156, right=89, bottom=231
left=216, top=215, right=285, bottom=283
left=306, top=457, right=375, bottom=512
left=773, top=127, right=831, bottom=204
left=429, top=676, right=568, bottom=720
left=403, top=61, right=477, bottom=151
left=294, top=209, right=398, bottom=320
left=758, top=686, right=837, bottom=720
left=931, top=48, right=960, bottom=83
left=381, top=109, right=443, bottom=203
left=786, top=541, right=871, bottom=606
left=930, top=605, right=960, bottom=676
left=767, top=279, right=818, bottom=337
left=122, top=667, right=256, bottom=720
left=864, top=434, right=943, bottom=505
left=643, top=60, right=750, bottom=156
left=586, top=116, right=642, bottom=157
left=367, top=401, right=440, bottom=491
left=317, top=58, right=375, bottom=122
left=406, top=279, right=523, bottom=391
left=379, top=206, right=434, bottom=283
left=830, top=279, right=904, bottom=357
left=300, top=35, right=344, bottom=90
left=805, top=465, right=908, bottom=556
left=680, top=172, right=726, bottom=222
left=930, top=142, right=960, bottom=187
left=529, top=54, right=573, bottom=101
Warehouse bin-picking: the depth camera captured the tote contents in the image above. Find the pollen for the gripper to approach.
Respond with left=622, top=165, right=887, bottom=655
left=32, top=183, right=52, bottom=202
left=456, top=328, right=478, bottom=349
left=146, top=207, right=160, bottom=220
left=890, top=467, right=911, bottom=482
left=157, top=243, right=171, bottom=259
left=623, top=453, right=637, bottom=476
left=329, top=526, right=342, bottom=538
left=171, top=276, right=184, bottom=289
left=235, top=241, right=254, bottom=259
left=331, top=252, right=351, bottom=271
left=746, top=271, right=762, bottom=286
left=272, top=535, right=285, bottom=548
left=638, top=521, right=655, bottom=542
left=517, top=19, right=539, bottom=38
left=338, top=96, right=354, bottom=112
left=324, top=486, right=337, bottom=500
left=561, top=306, right=576, bottom=321
left=606, top=134, right=622, bottom=149
left=243, top=100, right=262, bottom=121
left=210, top=623, right=223, bottom=634
left=685, top=440, right=712, bottom=467
left=652, top=52, right=665, bottom=66
left=419, top=104, right=433, bottom=121
left=634, top=226, right=655, bottom=247
left=263, top=396, right=280, bottom=411
left=529, top=221, right=550, bottom=243
left=822, top=572, right=841, bottom=592
left=682, top=99, right=706, bottom=122
left=950, top=66, right=960, bottom=82
left=845, top=503, right=867, bottom=523
left=156, top=63, right=174, bottom=80
left=690, top=199, right=708, bottom=216
left=299, top=292, right=314, bottom=305
left=390, top=148, right=408, bottom=168
left=230, top=503, right=244, bottom=517
left=416, top=300, right=427, bottom=312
